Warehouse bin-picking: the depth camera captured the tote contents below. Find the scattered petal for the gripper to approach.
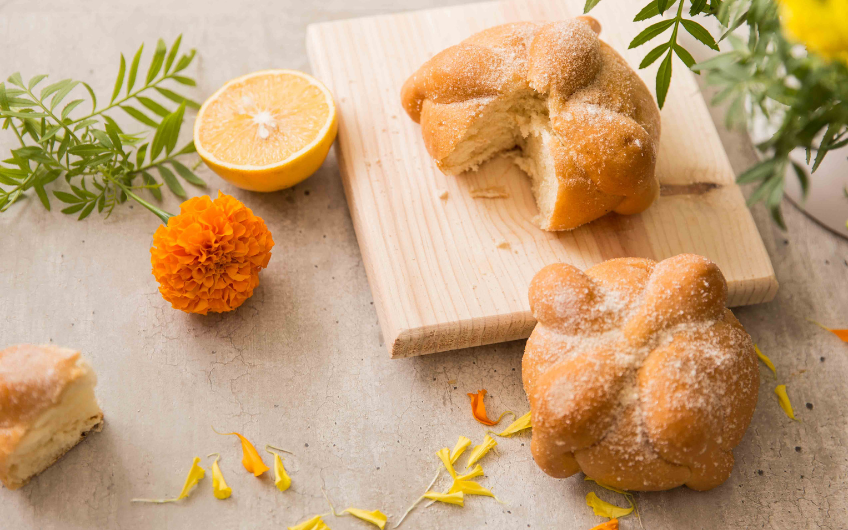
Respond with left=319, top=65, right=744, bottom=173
left=585, top=492, right=633, bottom=519
left=343, top=508, right=388, bottom=529
left=497, top=412, right=531, bottom=436
left=272, top=452, right=292, bottom=491
left=584, top=477, right=628, bottom=495
left=288, top=515, right=331, bottom=530
left=450, top=436, right=472, bottom=464
left=590, top=520, right=619, bottom=530
left=467, top=390, right=502, bottom=426
left=208, top=453, right=232, bottom=500
left=775, top=384, right=796, bottom=420
left=131, top=457, right=205, bottom=503
left=466, top=435, right=498, bottom=469
left=213, top=428, right=269, bottom=476
left=436, top=447, right=457, bottom=478
left=809, top=319, right=848, bottom=342
left=754, top=345, right=777, bottom=378
left=423, top=491, right=464, bottom=506
left=456, top=464, right=484, bottom=481
left=448, top=480, right=496, bottom=498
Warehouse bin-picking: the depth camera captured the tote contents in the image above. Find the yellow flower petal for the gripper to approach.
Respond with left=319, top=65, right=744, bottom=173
left=779, top=0, right=848, bottom=63
left=497, top=411, right=531, bottom=437
left=177, top=457, right=206, bottom=499
left=448, top=480, right=495, bottom=498
left=436, top=447, right=457, bottom=478
left=272, top=453, right=292, bottom=491
left=809, top=319, right=848, bottom=342
left=288, top=515, right=331, bottom=530
left=584, top=477, right=628, bottom=495
left=131, top=457, right=205, bottom=503
left=214, top=428, right=269, bottom=476
left=423, top=491, right=464, bottom=506
left=450, top=436, right=472, bottom=464
left=586, top=492, right=633, bottom=519
left=343, top=508, right=388, bottom=529
left=775, top=384, right=796, bottom=420
left=209, top=454, right=232, bottom=500
left=755, top=345, right=777, bottom=379
left=466, top=435, right=497, bottom=469
left=456, top=464, right=484, bottom=481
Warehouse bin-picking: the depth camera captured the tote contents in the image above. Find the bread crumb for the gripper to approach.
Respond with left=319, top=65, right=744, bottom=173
left=437, top=189, right=449, bottom=200
left=496, top=240, right=511, bottom=250
left=469, top=186, right=510, bottom=198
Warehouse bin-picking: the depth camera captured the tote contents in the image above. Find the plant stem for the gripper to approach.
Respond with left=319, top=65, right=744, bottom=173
left=108, top=175, right=173, bottom=224
left=71, top=73, right=176, bottom=124
left=24, top=86, right=81, bottom=145
left=670, top=0, right=685, bottom=47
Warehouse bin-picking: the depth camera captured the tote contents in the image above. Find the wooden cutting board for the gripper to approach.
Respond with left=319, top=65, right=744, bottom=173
left=306, top=0, right=778, bottom=358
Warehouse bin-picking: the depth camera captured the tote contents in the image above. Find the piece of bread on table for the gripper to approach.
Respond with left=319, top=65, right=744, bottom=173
left=0, top=344, right=103, bottom=490
left=523, top=254, right=759, bottom=491
left=401, top=17, right=660, bottom=231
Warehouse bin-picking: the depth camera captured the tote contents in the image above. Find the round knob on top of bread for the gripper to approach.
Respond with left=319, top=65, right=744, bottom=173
left=400, top=17, right=661, bottom=231
left=522, top=254, right=759, bottom=491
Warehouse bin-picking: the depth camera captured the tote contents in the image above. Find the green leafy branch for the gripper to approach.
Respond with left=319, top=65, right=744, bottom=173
left=585, top=0, right=848, bottom=229
left=0, top=35, right=204, bottom=223
left=586, top=0, right=721, bottom=107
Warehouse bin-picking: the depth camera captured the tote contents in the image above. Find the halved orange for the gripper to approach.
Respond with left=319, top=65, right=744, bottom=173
left=194, top=69, right=337, bottom=192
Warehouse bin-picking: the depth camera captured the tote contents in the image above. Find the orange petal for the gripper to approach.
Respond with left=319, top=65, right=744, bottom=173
left=215, top=430, right=270, bottom=476
left=467, top=389, right=498, bottom=426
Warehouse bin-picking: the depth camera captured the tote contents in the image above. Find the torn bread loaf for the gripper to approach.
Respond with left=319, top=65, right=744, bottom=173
left=401, top=17, right=660, bottom=230
left=0, top=344, right=103, bottom=490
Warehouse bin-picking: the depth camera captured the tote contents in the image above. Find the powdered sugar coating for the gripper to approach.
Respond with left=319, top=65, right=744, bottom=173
left=523, top=254, right=759, bottom=491
left=400, top=17, right=661, bottom=231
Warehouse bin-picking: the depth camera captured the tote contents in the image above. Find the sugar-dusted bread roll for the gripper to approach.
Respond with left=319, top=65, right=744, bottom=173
left=0, top=345, right=103, bottom=490
left=523, top=255, right=759, bottom=491
left=401, top=17, right=660, bottom=231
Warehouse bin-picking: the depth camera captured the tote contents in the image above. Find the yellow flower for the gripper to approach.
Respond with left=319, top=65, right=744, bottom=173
left=266, top=448, right=292, bottom=492
left=150, top=191, right=274, bottom=315
left=423, top=491, right=464, bottom=506
left=208, top=453, right=232, bottom=499
left=779, top=0, right=848, bottom=63
left=775, top=384, right=797, bottom=420
left=585, top=492, right=634, bottom=519
left=449, top=436, right=472, bottom=464
left=289, top=515, right=331, bottom=530
left=465, top=435, right=497, bottom=469
left=497, top=411, right=531, bottom=437
left=343, top=508, right=388, bottom=529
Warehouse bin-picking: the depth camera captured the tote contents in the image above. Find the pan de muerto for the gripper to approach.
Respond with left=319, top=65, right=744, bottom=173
left=523, top=254, right=759, bottom=491
left=401, top=17, right=661, bottom=231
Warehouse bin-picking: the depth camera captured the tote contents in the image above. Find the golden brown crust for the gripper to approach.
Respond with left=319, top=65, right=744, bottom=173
left=401, top=18, right=661, bottom=231
left=523, top=255, right=759, bottom=491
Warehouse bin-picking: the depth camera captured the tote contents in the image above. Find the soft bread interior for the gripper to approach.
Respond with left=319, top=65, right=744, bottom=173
left=5, top=363, right=103, bottom=489
left=513, top=118, right=559, bottom=230
left=440, top=90, right=547, bottom=174
left=439, top=91, right=559, bottom=228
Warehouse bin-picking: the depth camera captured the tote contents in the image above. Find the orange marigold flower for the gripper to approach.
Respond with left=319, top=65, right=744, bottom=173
left=150, top=191, right=274, bottom=315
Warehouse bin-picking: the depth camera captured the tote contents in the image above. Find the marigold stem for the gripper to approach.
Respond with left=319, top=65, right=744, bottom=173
left=110, top=177, right=173, bottom=224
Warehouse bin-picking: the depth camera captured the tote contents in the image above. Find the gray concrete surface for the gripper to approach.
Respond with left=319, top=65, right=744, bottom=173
left=0, top=1, right=846, bottom=529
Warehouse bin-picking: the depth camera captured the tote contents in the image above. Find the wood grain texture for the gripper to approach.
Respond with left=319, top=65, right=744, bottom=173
left=306, top=0, right=777, bottom=358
